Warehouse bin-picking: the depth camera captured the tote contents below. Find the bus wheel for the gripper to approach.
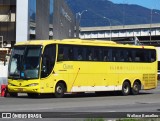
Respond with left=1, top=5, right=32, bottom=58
left=122, top=81, right=130, bottom=96
left=55, top=83, right=65, bottom=98
left=9, top=92, right=18, bottom=97
left=131, top=82, right=140, bottom=95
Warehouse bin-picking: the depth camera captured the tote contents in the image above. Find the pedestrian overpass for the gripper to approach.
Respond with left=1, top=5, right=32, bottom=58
left=80, top=23, right=160, bottom=46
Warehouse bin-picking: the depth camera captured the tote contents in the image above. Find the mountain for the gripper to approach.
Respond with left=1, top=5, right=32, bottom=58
left=65, top=0, right=160, bottom=27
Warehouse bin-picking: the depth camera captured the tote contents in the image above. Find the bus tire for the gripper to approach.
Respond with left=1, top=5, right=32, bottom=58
left=55, top=83, right=65, bottom=98
left=131, top=81, right=140, bottom=95
left=122, top=81, right=130, bottom=96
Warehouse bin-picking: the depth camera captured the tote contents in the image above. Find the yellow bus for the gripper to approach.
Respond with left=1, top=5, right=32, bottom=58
left=7, top=39, right=157, bottom=98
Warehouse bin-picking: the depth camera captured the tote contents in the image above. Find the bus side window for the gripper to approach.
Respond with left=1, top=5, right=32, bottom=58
left=112, top=51, right=115, bottom=61
left=124, top=50, right=132, bottom=62
left=88, top=52, right=93, bottom=60
left=151, top=50, right=156, bottom=62
left=131, top=51, right=136, bottom=62
left=103, top=55, right=109, bottom=61
left=108, top=49, right=112, bottom=61
left=135, top=50, right=140, bottom=62
left=99, top=49, right=103, bottom=61
left=58, top=48, right=64, bottom=61
left=86, top=48, right=93, bottom=61
left=77, top=53, right=82, bottom=60
left=119, top=50, right=125, bottom=62
left=68, top=47, right=74, bottom=60
left=75, top=46, right=83, bottom=61
left=103, top=48, right=109, bottom=61
left=93, top=49, right=99, bottom=61
left=112, top=50, right=118, bottom=61
left=144, top=51, right=150, bottom=62
left=128, top=51, right=133, bottom=62
left=41, top=44, right=56, bottom=78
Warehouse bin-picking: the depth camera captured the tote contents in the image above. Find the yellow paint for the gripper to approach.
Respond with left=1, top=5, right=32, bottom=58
left=8, top=39, right=158, bottom=94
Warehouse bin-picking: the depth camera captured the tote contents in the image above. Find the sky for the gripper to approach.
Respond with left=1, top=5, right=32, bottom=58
left=110, top=0, right=160, bottom=10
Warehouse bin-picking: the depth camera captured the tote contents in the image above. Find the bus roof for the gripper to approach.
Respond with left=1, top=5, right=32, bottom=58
left=15, top=39, right=155, bottom=49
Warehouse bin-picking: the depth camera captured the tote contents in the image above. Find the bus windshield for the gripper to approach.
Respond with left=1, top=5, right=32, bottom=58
left=8, top=46, right=42, bottom=79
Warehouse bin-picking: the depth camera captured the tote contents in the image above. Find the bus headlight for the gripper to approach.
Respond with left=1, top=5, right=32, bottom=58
left=8, top=83, right=16, bottom=86
left=28, top=83, right=38, bottom=87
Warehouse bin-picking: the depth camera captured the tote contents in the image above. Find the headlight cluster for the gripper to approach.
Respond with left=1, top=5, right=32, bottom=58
left=8, top=83, right=39, bottom=87
left=8, top=83, right=16, bottom=86
left=28, top=83, right=39, bottom=87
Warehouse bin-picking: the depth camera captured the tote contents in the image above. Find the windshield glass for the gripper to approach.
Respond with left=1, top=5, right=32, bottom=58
left=8, top=46, right=42, bottom=79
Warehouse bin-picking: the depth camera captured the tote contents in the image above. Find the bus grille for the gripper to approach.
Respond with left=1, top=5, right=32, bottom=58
left=143, top=74, right=156, bottom=87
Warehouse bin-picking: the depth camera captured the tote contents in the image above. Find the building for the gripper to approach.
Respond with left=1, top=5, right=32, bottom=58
left=0, top=0, right=16, bottom=48
left=0, top=0, right=76, bottom=48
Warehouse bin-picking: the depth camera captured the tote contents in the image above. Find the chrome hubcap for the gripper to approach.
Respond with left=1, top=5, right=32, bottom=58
left=56, top=86, right=62, bottom=94
left=134, top=85, right=138, bottom=91
left=124, top=86, right=129, bottom=93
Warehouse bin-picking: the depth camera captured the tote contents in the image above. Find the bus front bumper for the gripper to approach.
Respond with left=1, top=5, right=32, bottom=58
left=7, top=85, right=40, bottom=93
